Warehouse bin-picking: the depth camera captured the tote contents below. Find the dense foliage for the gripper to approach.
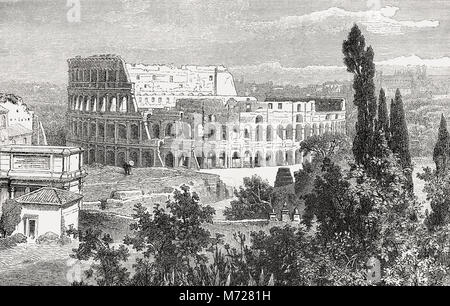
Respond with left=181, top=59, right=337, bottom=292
left=0, top=199, right=22, bottom=237
left=224, top=176, right=275, bottom=220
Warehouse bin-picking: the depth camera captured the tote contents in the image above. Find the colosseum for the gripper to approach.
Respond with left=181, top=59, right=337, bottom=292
left=66, top=54, right=346, bottom=169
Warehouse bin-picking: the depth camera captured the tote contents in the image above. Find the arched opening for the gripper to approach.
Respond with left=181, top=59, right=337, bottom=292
left=165, top=123, right=175, bottom=137
left=129, top=151, right=139, bottom=166
left=90, top=123, right=96, bottom=139
left=118, top=124, right=127, bottom=139
left=83, top=97, right=88, bottom=112
left=100, top=97, right=106, bottom=112
left=276, top=150, right=284, bottom=166
left=313, top=124, right=319, bottom=136
left=117, top=151, right=126, bottom=166
left=119, top=97, right=127, bottom=112
left=255, top=115, right=263, bottom=124
left=152, top=124, right=160, bottom=139
left=286, top=124, right=293, bottom=140
left=77, top=122, right=82, bottom=137
left=244, top=127, right=251, bottom=139
left=295, top=124, right=303, bottom=141
left=83, top=122, right=88, bottom=137
left=106, top=123, right=115, bottom=138
left=231, top=126, right=239, bottom=140
left=109, top=97, right=117, bottom=112
left=106, top=151, right=115, bottom=166
left=165, top=152, right=174, bottom=168
left=296, top=114, right=303, bottom=123
left=89, top=149, right=96, bottom=164
left=90, top=97, right=97, bottom=112
left=255, top=151, right=263, bottom=167
left=277, top=125, right=284, bottom=140
left=243, top=151, right=252, bottom=168
left=178, top=153, right=189, bottom=167
left=218, top=152, right=226, bottom=168
left=304, top=124, right=311, bottom=138
left=83, top=151, right=88, bottom=164
left=221, top=125, right=228, bottom=140
left=266, top=152, right=273, bottom=166
left=207, top=151, right=216, bottom=168
left=98, top=122, right=105, bottom=138
left=286, top=150, right=294, bottom=165
left=205, top=124, right=217, bottom=141
left=231, top=152, right=241, bottom=168
left=97, top=150, right=105, bottom=164
left=295, top=150, right=302, bottom=164
left=256, top=124, right=264, bottom=141
left=131, top=124, right=139, bottom=140
left=266, top=125, right=273, bottom=141
left=142, top=150, right=154, bottom=167
left=180, top=122, right=191, bottom=139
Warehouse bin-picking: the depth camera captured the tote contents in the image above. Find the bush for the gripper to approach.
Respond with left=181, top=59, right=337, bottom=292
left=10, top=233, right=27, bottom=244
left=0, top=236, right=17, bottom=250
left=58, top=235, right=72, bottom=246
left=36, top=232, right=60, bottom=245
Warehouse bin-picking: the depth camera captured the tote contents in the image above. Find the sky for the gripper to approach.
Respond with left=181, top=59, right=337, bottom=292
left=0, top=0, right=449, bottom=85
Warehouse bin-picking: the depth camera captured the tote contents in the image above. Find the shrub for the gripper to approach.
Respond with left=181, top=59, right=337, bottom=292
left=36, top=232, right=60, bottom=245
left=10, top=233, right=27, bottom=244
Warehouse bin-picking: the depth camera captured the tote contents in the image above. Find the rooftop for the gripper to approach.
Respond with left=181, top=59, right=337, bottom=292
left=7, top=124, right=32, bottom=138
left=15, top=187, right=83, bottom=206
left=0, top=145, right=84, bottom=155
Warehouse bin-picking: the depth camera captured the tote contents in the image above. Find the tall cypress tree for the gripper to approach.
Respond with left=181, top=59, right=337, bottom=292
left=433, top=114, right=450, bottom=175
left=389, top=89, right=413, bottom=189
left=377, top=88, right=389, bottom=140
left=342, top=24, right=377, bottom=167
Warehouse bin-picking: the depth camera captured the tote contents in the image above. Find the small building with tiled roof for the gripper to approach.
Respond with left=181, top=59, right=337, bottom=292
left=12, top=187, right=83, bottom=240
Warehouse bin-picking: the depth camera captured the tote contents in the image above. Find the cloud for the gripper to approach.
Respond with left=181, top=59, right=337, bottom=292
left=376, top=55, right=450, bottom=67
left=244, top=6, right=439, bottom=35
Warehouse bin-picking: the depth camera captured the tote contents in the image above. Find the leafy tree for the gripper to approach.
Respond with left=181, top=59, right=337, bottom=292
left=382, top=218, right=450, bottom=286
left=0, top=199, right=22, bottom=237
left=224, top=175, right=274, bottom=220
left=303, top=150, right=413, bottom=260
left=299, top=132, right=351, bottom=163
left=342, top=24, right=377, bottom=168
left=294, top=161, right=317, bottom=197
left=124, top=184, right=215, bottom=285
left=71, top=228, right=130, bottom=286
left=389, top=89, right=413, bottom=190
left=377, top=88, right=389, bottom=139
left=418, top=167, right=450, bottom=229
left=433, top=114, right=450, bottom=175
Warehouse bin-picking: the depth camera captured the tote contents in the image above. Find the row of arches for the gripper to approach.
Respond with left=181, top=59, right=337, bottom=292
left=147, top=121, right=346, bottom=142
left=161, top=149, right=311, bottom=169
left=84, top=147, right=155, bottom=167
left=70, top=68, right=122, bottom=83
left=69, top=94, right=135, bottom=113
left=72, top=120, right=141, bottom=141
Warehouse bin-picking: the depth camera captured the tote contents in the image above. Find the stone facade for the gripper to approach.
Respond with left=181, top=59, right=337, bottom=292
left=0, top=93, right=33, bottom=145
left=66, top=54, right=346, bottom=169
left=0, top=145, right=86, bottom=208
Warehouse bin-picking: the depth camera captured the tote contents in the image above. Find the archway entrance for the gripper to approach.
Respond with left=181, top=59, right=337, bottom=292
left=165, top=152, right=174, bottom=168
